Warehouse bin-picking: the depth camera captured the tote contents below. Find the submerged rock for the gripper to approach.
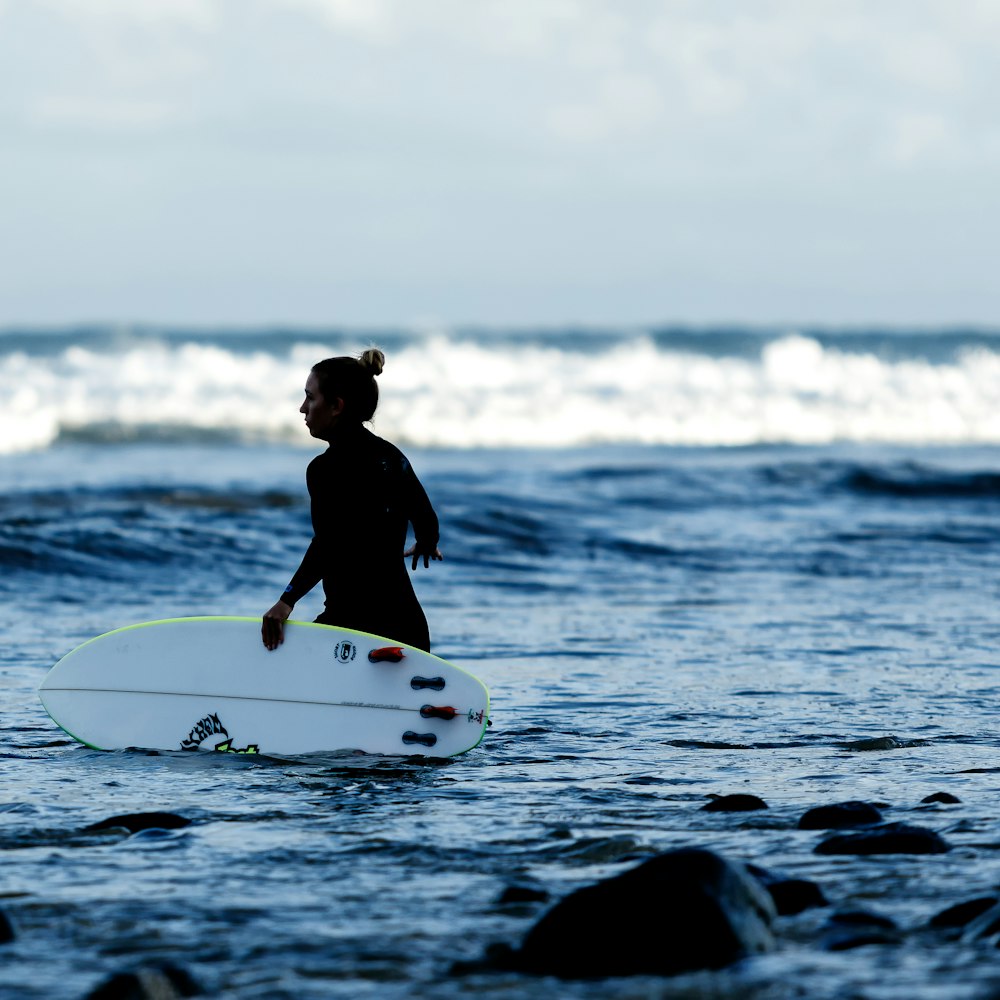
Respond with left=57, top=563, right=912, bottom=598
left=798, top=801, right=882, bottom=830
left=921, top=792, right=961, bottom=805
left=820, top=909, right=902, bottom=951
left=829, top=909, right=898, bottom=930
left=497, top=884, right=550, bottom=905
left=84, top=813, right=192, bottom=835
left=509, top=847, right=775, bottom=978
left=815, top=822, right=950, bottom=856
left=840, top=736, right=905, bottom=752
left=0, top=908, right=15, bottom=944
left=765, top=878, right=829, bottom=916
left=929, top=896, right=998, bottom=930
left=84, top=965, right=200, bottom=999
left=822, top=927, right=901, bottom=950
left=701, top=794, right=769, bottom=812
left=960, top=902, right=1000, bottom=942
left=745, top=864, right=828, bottom=916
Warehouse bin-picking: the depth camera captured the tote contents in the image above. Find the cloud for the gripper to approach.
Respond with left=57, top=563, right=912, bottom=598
left=279, top=0, right=394, bottom=41
left=2, top=0, right=1000, bottom=324
left=35, top=0, right=217, bottom=28
left=547, top=73, right=664, bottom=142
left=883, top=111, right=951, bottom=164
left=32, top=95, right=181, bottom=130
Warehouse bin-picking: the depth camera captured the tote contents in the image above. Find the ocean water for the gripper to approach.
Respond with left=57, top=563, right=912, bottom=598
left=2, top=326, right=1000, bottom=999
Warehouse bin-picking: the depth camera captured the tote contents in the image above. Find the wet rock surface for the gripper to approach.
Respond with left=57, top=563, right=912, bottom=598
left=798, top=800, right=883, bottom=829
left=928, top=896, right=998, bottom=930
left=701, top=793, right=769, bottom=812
left=84, top=965, right=201, bottom=1000
left=814, top=822, right=951, bottom=856
left=83, top=813, right=192, bottom=835
left=503, top=848, right=776, bottom=978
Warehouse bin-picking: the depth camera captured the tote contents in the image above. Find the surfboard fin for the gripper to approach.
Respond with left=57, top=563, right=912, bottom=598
left=368, top=646, right=406, bottom=663
left=419, top=705, right=457, bottom=720
left=402, top=731, right=437, bottom=748
left=410, top=675, right=445, bottom=691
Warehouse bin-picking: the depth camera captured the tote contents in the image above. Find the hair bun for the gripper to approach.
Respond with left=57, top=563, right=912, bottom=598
left=359, top=348, right=385, bottom=377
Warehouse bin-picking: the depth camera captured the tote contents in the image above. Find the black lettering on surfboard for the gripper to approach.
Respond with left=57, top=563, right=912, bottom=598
left=181, top=712, right=227, bottom=751
left=180, top=713, right=259, bottom=754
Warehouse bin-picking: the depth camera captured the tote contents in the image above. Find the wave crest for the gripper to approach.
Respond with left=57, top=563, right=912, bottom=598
left=4, top=330, right=1000, bottom=452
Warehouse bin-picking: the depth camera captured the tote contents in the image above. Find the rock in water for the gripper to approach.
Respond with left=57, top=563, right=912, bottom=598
left=764, top=878, right=828, bottom=916
left=929, top=897, right=998, bottom=930
left=961, top=901, right=1000, bottom=942
left=798, top=801, right=882, bottom=830
left=815, top=822, right=950, bottom=856
left=701, top=794, right=769, bottom=812
left=497, top=884, right=550, bottom=905
left=513, top=848, right=775, bottom=978
left=84, top=966, right=200, bottom=999
left=84, top=813, right=192, bottom=834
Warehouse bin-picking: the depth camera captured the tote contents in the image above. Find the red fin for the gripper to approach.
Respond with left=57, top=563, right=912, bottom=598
left=368, top=646, right=406, bottom=663
left=419, top=705, right=457, bottom=721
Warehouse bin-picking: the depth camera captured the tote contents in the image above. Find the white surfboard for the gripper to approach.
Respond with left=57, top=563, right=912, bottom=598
left=38, top=617, right=490, bottom=758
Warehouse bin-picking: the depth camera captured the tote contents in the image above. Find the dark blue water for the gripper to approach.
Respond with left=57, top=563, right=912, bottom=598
left=3, top=434, right=1000, bottom=998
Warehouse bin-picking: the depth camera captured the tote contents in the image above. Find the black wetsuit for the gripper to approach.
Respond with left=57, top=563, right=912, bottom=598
left=280, top=423, right=439, bottom=651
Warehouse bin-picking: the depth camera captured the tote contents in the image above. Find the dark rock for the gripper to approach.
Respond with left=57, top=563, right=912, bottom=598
left=961, top=902, right=1000, bottom=941
left=820, top=910, right=901, bottom=950
left=829, top=909, right=897, bottom=930
left=798, top=801, right=882, bottom=830
left=85, top=965, right=200, bottom=999
left=815, top=822, right=950, bottom=856
left=546, top=834, right=644, bottom=863
left=764, top=878, right=829, bottom=916
left=840, top=736, right=904, bottom=751
left=84, top=813, right=192, bottom=835
left=822, top=929, right=901, bottom=951
left=743, top=863, right=827, bottom=915
left=498, top=884, right=550, bottom=905
left=0, top=908, right=15, bottom=944
left=921, top=792, right=961, bottom=805
left=511, top=848, right=775, bottom=978
left=929, top=896, right=998, bottom=929
left=701, top=794, right=768, bottom=812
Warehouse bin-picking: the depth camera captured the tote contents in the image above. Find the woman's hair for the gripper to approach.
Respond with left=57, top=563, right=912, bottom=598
left=311, top=348, right=385, bottom=423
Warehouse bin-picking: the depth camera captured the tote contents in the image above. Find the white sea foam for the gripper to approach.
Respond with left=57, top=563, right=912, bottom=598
left=3, top=332, right=1000, bottom=453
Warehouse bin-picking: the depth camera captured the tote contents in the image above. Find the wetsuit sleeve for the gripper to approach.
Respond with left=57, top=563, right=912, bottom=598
left=280, top=537, right=323, bottom=608
left=402, top=458, right=439, bottom=554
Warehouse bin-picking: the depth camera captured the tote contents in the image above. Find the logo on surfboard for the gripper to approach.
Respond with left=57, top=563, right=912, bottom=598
left=334, top=640, right=357, bottom=663
left=180, top=712, right=259, bottom=754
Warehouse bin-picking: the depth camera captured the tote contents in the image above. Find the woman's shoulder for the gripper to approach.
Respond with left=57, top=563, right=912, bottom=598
left=364, top=427, right=408, bottom=460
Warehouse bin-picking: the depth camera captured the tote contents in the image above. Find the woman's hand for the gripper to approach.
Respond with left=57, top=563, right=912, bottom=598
left=404, top=544, right=443, bottom=571
left=262, top=600, right=292, bottom=650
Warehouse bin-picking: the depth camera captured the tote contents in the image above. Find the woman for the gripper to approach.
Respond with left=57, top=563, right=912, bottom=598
left=261, top=349, right=442, bottom=652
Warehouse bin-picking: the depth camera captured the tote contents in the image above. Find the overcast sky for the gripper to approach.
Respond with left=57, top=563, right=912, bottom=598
left=2, top=0, right=999, bottom=328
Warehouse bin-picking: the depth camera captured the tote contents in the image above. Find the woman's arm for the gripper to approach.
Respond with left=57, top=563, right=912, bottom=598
left=401, top=458, right=441, bottom=570
left=261, top=538, right=324, bottom=649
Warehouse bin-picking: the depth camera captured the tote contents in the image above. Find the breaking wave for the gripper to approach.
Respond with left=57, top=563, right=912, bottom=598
left=3, top=326, right=1000, bottom=453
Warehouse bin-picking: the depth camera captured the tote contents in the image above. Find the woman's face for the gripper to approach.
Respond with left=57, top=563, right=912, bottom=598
left=300, top=372, right=342, bottom=440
